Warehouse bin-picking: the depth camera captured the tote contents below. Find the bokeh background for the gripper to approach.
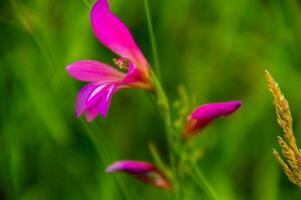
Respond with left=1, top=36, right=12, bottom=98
left=1, top=0, right=301, bottom=199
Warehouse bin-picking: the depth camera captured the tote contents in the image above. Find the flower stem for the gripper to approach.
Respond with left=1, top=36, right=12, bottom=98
left=82, top=0, right=92, bottom=9
left=190, top=161, right=218, bottom=200
left=143, top=0, right=161, bottom=81
left=143, top=0, right=180, bottom=198
left=151, top=72, right=181, bottom=199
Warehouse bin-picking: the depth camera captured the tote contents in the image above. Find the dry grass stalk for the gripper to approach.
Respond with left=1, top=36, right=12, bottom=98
left=265, top=70, right=301, bottom=188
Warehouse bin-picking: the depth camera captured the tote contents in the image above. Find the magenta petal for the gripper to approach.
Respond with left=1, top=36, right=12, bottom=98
left=91, top=0, right=148, bottom=69
left=191, top=101, right=242, bottom=119
left=75, top=82, right=119, bottom=119
left=182, top=101, right=242, bottom=139
left=85, top=106, right=99, bottom=122
left=122, top=62, right=143, bottom=84
left=66, top=60, right=124, bottom=82
left=97, top=84, right=118, bottom=117
left=106, top=160, right=154, bottom=174
left=106, top=160, right=172, bottom=189
left=75, top=83, right=100, bottom=117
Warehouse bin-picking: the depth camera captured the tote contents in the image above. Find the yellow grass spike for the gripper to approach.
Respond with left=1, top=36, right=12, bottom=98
left=265, top=70, right=301, bottom=188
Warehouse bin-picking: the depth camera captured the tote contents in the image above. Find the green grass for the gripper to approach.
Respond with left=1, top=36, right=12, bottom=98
left=1, top=0, right=301, bottom=199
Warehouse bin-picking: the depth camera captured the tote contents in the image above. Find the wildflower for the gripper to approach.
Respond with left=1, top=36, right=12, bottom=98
left=106, top=160, right=172, bottom=189
left=265, top=70, right=301, bottom=188
left=182, top=101, right=242, bottom=139
left=66, top=0, right=153, bottom=121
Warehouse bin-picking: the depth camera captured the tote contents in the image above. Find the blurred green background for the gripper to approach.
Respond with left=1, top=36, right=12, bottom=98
left=1, top=0, right=301, bottom=199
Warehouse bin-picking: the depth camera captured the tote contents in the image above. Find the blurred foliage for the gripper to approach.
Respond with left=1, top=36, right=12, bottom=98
left=1, top=0, right=301, bottom=199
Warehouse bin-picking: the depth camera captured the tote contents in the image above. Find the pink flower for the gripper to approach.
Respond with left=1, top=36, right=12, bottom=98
left=182, top=101, right=242, bottom=139
left=106, top=160, right=172, bottom=189
left=66, top=0, right=153, bottom=121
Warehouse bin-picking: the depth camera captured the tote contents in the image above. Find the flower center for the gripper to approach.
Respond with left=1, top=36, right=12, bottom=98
left=113, top=57, right=129, bottom=70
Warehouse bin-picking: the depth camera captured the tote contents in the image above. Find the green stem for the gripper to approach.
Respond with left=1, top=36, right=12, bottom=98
left=151, top=72, right=180, bottom=199
left=190, top=161, right=218, bottom=200
left=143, top=0, right=161, bottom=80
left=143, top=0, right=178, bottom=196
left=82, top=0, right=92, bottom=9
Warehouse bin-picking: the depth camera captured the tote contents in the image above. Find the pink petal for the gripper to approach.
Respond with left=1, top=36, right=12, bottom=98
left=97, top=84, right=118, bottom=117
left=106, top=160, right=154, bottom=174
left=182, top=101, right=242, bottom=139
left=75, top=82, right=120, bottom=120
left=192, top=101, right=241, bottom=120
left=191, top=101, right=242, bottom=119
left=66, top=60, right=124, bottom=82
left=75, top=83, right=101, bottom=117
left=85, top=106, right=99, bottom=122
left=91, top=0, right=149, bottom=71
left=106, top=160, right=172, bottom=189
left=122, top=61, right=143, bottom=84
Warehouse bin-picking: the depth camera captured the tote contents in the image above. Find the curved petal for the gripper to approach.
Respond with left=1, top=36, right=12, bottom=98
left=122, top=62, right=143, bottom=84
left=182, top=101, right=242, bottom=139
left=66, top=60, right=124, bottom=82
left=106, top=160, right=154, bottom=174
left=75, top=82, right=120, bottom=120
left=75, top=83, right=101, bottom=117
left=191, top=101, right=242, bottom=119
left=85, top=106, right=99, bottom=122
left=121, top=61, right=153, bottom=90
left=91, top=0, right=149, bottom=71
left=97, top=84, right=118, bottom=117
left=106, top=161, right=171, bottom=189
